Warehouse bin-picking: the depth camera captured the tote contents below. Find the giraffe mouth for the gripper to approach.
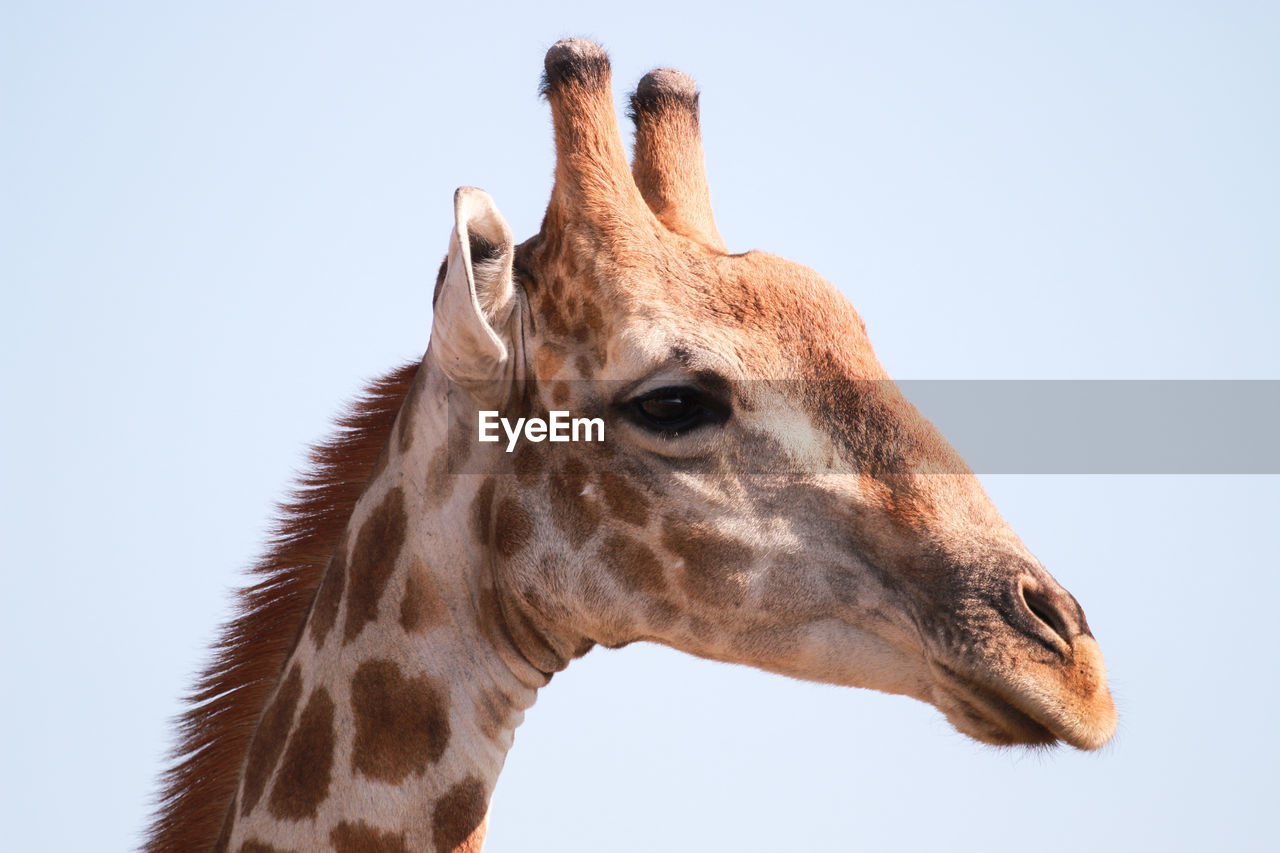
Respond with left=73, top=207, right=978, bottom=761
left=931, top=662, right=1059, bottom=748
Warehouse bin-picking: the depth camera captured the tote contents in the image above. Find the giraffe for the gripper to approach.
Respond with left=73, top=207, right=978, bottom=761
left=147, top=39, right=1117, bottom=853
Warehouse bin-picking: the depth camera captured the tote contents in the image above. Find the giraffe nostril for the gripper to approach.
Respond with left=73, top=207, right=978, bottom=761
left=1019, top=582, right=1074, bottom=650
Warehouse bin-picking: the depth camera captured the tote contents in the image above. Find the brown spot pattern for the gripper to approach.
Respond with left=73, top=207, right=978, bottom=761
left=310, top=537, right=348, bottom=647
left=237, top=841, right=294, bottom=853
left=534, top=342, right=567, bottom=378
left=568, top=314, right=591, bottom=343
left=661, top=517, right=753, bottom=608
left=331, top=821, right=410, bottom=853
left=470, top=478, right=496, bottom=547
left=351, top=659, right=450, bottom=783
left=432, top=777, right=488, bottom=853
left=548, top=458, right=600, bottom=548
left=543, top=299, right=570, bottom=337
left=241, top=664, right=303, bottom=815
left=343, top=487, right=408, bottom=644
left=494, top=498, right=534, bottom=558
left=602, top=534, right=666, bottom=594
left=550, top=381, right=570, bottom=407
left=474, top=687, right=513, bottom=742
left=400, top=564, right=446, bottom=633
left=367, top=443, right=392, bottom=486
left=581, top=300, right=604, bottom=334
left=447, top=408, right=474, bottom=471
left=145, top=364, right=419, bottom=853
left=512, top=442, right=545, bottom=487
left=475, top=585, right=504, bottom=650
left=397, top=375, right=424, bottom=454
left=599, top=471, right=649, bottom=526
left=644, top=598, right=680, bottom=630
left=424, top=445, right=457, bottom=507
left=267, top=687, right=335, bottom=820
left=581, top=302, right=608, bottom=365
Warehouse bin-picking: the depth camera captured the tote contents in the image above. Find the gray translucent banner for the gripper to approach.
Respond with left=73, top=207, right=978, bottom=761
left=447, top=380, right=1280, bottom=475
left=899, top=380, right=1278, bottom=474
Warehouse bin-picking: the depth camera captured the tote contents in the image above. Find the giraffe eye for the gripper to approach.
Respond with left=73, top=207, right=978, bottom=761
left=628, top=386, right=727, bottom=436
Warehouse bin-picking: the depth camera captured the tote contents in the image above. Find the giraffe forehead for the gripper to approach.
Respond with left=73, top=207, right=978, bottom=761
left=708, top=252, right=882, bottom=379
left=550, top=248, right=880, bottom=384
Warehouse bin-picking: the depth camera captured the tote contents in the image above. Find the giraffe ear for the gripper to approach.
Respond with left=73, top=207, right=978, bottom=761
left=429, top=187, right=521, bottom=402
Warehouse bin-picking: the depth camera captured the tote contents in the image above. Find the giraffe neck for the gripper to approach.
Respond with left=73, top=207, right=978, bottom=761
left=226, top=359, right=548, bottom=853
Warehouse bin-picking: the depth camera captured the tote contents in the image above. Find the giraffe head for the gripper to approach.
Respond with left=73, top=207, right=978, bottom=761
left=430, top=39, right=1116, bottom=751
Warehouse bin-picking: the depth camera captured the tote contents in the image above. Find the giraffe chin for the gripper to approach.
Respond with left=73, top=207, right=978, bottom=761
left=929, top=654, right=1117, bottom=751
left=932, top=665, right=1059, bottom=748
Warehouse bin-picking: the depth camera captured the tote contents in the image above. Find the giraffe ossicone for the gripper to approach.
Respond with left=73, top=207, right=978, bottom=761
left=148, top=37, right=1116, bottom=853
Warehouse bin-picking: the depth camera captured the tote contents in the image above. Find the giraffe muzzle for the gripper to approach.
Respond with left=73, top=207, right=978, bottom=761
left=927, top=568, right=1117, bottom=751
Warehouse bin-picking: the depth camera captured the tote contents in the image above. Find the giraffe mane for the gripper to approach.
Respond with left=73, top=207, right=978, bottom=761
left=144, top=361, right=421, bottom=853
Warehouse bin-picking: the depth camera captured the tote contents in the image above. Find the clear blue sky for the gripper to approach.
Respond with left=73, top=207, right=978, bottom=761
left=3, top=3, right=1277, bottom=851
